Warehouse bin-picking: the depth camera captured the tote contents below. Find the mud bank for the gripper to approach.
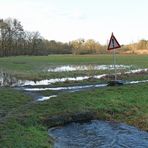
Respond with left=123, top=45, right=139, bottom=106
left=43, top=111, right=98, bottom=128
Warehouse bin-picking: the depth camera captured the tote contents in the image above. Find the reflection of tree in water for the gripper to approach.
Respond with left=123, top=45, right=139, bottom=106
left=0, top=72, right=18, bottom=87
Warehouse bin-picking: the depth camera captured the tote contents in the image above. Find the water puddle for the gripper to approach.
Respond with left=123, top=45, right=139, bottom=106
left=23, top=79, right=148, bottom=92
left=0, top=69, right=148, bottom=102
left=23, top=84, right=107, bottom=92
left=20, top=76, right=91, bottom=86
left=126, top=79, right=148, bottom=84
left=48, top=65, right=132, bottom=72
left=37, top=95, right=57, bottom=101
left=24, top=79, right=148, bottom=102
left=0, top=68, right=147, bottom=87
left=0, top=72, right=19, bottom=87
left=48, top=120, right=148, bottom=148
left=19, top=74, right=108, bottom=87
left=20, top=68, right=148, bottom=87
left=125, top=68, right=148, bottom=74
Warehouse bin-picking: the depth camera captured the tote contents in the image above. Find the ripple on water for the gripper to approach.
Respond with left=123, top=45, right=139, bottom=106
left=48, top=120, right=148, bottom=148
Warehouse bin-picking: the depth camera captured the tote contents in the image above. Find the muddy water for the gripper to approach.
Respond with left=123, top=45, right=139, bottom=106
left=49, top=120, right=148, bottom=148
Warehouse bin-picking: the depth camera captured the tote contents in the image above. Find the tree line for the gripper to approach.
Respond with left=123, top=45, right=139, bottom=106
left=0, top=18, right=147, bottom=57
left=0, top=18, right=106, bottom=56
left=0, top=18, right=47, bottom=56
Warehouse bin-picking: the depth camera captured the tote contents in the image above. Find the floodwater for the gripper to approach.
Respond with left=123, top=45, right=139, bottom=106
left=26, top=80, right=148, bottom=101
left=23, top=80, right=148, bottom=92
left=0, top=68, right=148, bottom=101
left=126, top=79, right=148, bottom=84
left=24, top=84, right=107, bottom=92
left=48, top=65, right=132, bottom=72
left=0, top=68, right=147, bottom=87
left=0, top=72, right=19, bottom=87
left=20, top=68, right=148, bottom=87
left=125, top=68, right=148, bottom=74
left=37, top=95, right=57, bottom=101
left=49, top=120, right=148, bottom=148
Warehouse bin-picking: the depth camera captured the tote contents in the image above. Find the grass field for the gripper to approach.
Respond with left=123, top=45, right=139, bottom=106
left=0, top=54, right=148, bottom=147
left=0, top=54, right=147, bottom=81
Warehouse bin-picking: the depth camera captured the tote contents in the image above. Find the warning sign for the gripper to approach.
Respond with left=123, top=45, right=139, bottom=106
left=107, top=33, right=121, bottom=50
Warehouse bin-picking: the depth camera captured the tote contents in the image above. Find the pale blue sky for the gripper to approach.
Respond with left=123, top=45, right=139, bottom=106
left=0, top=0, right=148, bottom=44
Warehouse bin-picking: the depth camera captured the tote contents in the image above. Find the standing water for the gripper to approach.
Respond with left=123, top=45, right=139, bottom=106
left=48, top=120, right=148, bottom=148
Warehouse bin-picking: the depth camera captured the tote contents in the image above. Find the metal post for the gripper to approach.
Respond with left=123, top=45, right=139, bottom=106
left=113, top=49, right=117, bottom=81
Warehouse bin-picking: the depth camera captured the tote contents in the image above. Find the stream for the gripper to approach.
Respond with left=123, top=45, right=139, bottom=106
left=48, top=120, right=148, bottom=148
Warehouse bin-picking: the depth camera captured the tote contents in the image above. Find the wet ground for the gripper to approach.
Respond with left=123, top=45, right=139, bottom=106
left=1, top=65, right=148, bottom=147
left=47, top=64, right=133, bottom=72
left=0, top=66, right=148, bottom=101
left=49, top=120, right=148, bottom=148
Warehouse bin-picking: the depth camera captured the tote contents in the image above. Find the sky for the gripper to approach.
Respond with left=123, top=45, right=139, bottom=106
left=0, top=0, right=148, bottom=44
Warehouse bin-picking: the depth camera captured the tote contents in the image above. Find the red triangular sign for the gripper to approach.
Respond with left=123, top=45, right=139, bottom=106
left=107, top=33, right=121, bottom=50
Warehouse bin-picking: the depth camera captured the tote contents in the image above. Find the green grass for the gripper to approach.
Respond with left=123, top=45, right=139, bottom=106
left=0, top=83, right=148, bottom=147
left=0, top=54, right=148, bottom=147
left=0, top=88, right=51, bottom=148
left=26, top=83, right=148, bottom=130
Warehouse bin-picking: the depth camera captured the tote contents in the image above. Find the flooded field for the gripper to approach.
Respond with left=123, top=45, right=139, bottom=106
left=49, top=120, right=148, bottom=148
left=0, top=67, right=148, bottom=101
left=47, top=64, right=132, bottom=72
left=1, top=67, right=147, bottom=87
left=0, top=55, right=148, bottom=147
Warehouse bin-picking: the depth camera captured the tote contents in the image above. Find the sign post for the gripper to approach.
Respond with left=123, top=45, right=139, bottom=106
left=107, top=33, right=122, bottom=85
left=113, top=47, right=117, bottom=81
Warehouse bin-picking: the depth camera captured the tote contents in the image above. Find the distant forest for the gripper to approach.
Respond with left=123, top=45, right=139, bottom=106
left=0, top=18, right=148, bottom=56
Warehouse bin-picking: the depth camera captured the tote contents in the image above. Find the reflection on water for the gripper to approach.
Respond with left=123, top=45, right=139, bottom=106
left=0, top=72, right=19, bottom=87
left=126, top=79, right=148, bottom=84
left=0, top=72, right=106, bottom=87
left=37, top=95, right=57, bottom=101
left=20, top=76, right=91, bottom=86
left=48, top=120, right=148, bottom=148
left=24, top=84, right=107, bottom=91
left=1, top=69, right=148, bottom=102
left=48, top=65, right=132, bottom=72
left=0, top=68, right=147, bottom=87
left=125, top=68, right=148, bottom=74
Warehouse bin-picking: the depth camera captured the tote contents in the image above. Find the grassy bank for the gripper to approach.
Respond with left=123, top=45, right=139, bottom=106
left=0, top=83, right=148, bottom=147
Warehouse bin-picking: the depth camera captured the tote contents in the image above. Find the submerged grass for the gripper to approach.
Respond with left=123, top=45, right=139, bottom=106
left=0, top=83, right=148, bottom=147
